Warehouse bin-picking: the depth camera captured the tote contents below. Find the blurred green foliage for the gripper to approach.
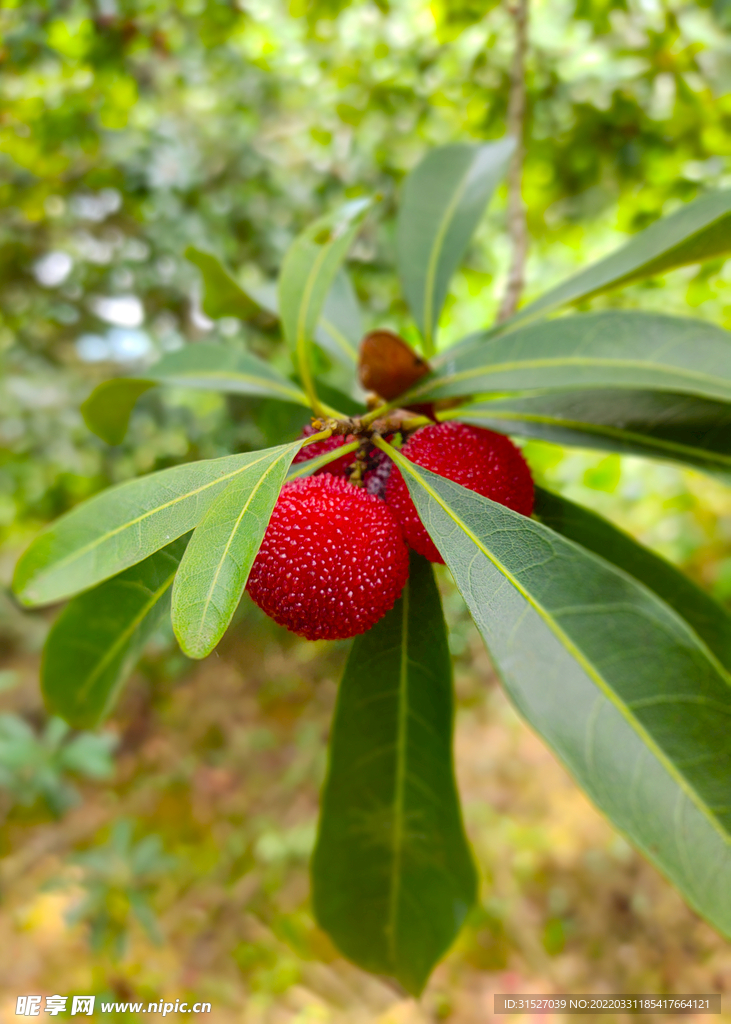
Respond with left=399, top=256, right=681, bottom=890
left=62, top=819, right=175, bottom=957
left=0, top=713, right=116, bottom=815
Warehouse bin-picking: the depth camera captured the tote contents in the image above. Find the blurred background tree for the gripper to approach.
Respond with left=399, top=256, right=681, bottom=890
left=3, top=1, right=731, bottom=1019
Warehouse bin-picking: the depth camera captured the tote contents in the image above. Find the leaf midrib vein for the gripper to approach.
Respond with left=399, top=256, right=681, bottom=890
left=75, top=569, right=176, bottom=702
left=415, top=356, right=731, bottom=399
left=318, top=316, right=358, bottom=362
left=155, top=369, right=305, bottom=402
left=387, top=580, right=410, bottom=965
left=296, top=243, right=334, bottom=362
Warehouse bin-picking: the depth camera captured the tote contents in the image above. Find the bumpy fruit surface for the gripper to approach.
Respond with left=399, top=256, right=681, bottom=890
left=385, top=421, right=534, bottom=564
left=246, top=474, right=409, bottom=641
left=292, top=424, right=355, bottom=476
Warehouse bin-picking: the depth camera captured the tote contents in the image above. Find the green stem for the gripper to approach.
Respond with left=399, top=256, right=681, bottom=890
left=301, top=428, right=334, bottom=445
left=296, top=331, right=348, bottom=419
left=359, top=399, right=399, bottom=427
left=373, top=435, right=398, bottom=459
left=396, top=415, right=432, bottom=432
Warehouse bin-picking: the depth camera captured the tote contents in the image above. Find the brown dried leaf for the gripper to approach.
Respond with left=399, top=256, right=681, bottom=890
left=358, top=330, right=430, bottom=401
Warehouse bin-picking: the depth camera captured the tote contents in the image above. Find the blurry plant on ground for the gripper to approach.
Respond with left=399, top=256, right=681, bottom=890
left=57, top=819, right=176, bottom=959
left=0, top=713, right=115, bottom=818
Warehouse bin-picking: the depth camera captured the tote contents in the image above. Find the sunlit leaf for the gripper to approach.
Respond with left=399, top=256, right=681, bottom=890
left=13, top=446, right=296, bottom=607
left=312, top=551, right=477, bottom=995
left=396, top=139, right=514, bottom=356
left=42, top=539, right=186, bottom=728
left=172, top=441, right=302, bottom=658
left=430, top=0, right=500, bottom=42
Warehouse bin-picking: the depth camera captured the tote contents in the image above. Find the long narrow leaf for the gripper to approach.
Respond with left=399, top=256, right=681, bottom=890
left=146, top=344, right=309, bottom=404
left=378, top=442, right=731, bottom=939
left=448, top=389, right=731, bottom=476
left=13, top=445, right=297, bottom=607
left=533, top=487, right=731, bottom=671
left=188, top=243, right=361, bottom=371
left=42, top=539, right=187, bottom=729
left=81, top=344, right=309, bottom=445
left=515, top=189, right=731, bottom=324
left=396, top=140, right=514, bottom=356
left=172, top=441, right=302, bottom=658
left=413, top=310, right=731, bottom=404
left=278, top=198, right=372, bottom=410
left=312, top=551, right=477, bottom=995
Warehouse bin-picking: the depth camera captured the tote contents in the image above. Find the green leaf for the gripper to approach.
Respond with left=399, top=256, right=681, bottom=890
left=448, top=389, right=731, bottom=475
left=188, top=241, right=360, bottom=366
left=81, top=344, right=309, bottom=445
left=81, top=379, right=156, bottom=446
left=315, top=268, right=362, bottom=367
left=414, top=310, right=731, bottom=404
left=533, top=487, right=731, bottom=671
left=172, top=441, right=302, bottom=658
left=516, top=189, right=731, bottom=324
left=396, top=139, right=514, bottom=356
left=383, top=447, right=731, bottom=941
left=147, top=343, right=309, bottom=404
left=312, top=551, right=477, bottom=995
left=278, top=197, right=372, bottom=411
left=185, top=246, right=276, bottom=325
left=41, top=539, right=186, bottom=729
left=13, top=446, right=296, bottom=607
left=186, top=245, right=361, bottom=367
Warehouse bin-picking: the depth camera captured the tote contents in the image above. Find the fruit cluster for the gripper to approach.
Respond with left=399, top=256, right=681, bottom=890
left=246, top=421, right=534, bottom=640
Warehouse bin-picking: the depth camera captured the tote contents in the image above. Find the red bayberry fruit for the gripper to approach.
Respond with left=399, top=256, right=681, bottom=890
left=246, top=474, right=410, bottom=641
left=292, top=424, right=356, bottom=477
left=385, top=421, right=534, bottom=564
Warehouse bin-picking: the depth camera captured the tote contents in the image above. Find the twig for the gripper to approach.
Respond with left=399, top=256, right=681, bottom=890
left=497, top=0, right=530, bottom=323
